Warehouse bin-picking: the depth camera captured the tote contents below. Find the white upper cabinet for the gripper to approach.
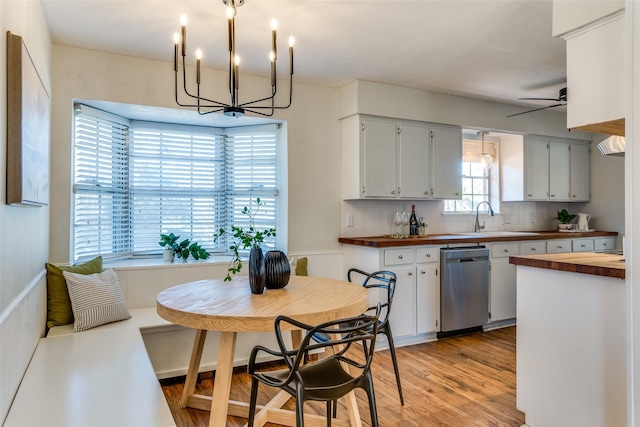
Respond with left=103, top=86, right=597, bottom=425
left=556, top=4, right=625, bottom=136
left=342, top=115, right=461, bottom=200
left=501, top=135, right=590, bottom=202
left=431, top=125, right=462, bottom=200
left=569, top=143, right=591, bottom=201
left=549, top=141, right=570, bottom=201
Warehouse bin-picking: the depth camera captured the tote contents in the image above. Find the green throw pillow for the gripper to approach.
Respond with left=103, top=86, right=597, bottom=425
left=45, top=256, right=103, bottom=329
left=295, top=257, right=308, bottom=276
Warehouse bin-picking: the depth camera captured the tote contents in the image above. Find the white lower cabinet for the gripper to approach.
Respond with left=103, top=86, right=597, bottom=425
left=416, top=247, right=440, bottom=335
left=342, top=245, right=440, bottom=345
left=489, top=243, right=520, bottom=323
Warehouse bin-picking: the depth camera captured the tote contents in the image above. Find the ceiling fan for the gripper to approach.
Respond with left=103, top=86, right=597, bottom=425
left=507, top=87, right=567, bottom=118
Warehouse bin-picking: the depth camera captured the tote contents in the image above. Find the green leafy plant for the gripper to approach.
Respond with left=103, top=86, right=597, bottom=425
left=159, top=233, right=210, bottom=262
left=213, top=198, right=276, bottom=281
left=556, top=209, right=576, bottom=224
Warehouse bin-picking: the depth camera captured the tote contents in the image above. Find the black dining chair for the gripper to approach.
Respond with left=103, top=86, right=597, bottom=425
left=247, top=313, right=380, bottom=427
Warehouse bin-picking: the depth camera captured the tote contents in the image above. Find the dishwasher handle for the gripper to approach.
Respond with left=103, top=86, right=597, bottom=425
left=447, top=256, right=489, bottom=263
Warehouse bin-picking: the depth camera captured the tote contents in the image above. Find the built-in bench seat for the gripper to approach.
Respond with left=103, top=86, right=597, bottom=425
left=4, top=308, right=177, bottom=427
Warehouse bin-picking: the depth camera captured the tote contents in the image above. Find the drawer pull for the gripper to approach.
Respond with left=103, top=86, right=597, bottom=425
left=426, top=253, right=431, bottom=258
left=421, top=270, right=426, bottom=274
left=398, top=255, right=403, bottom=259
left=603, top=243, right=608, bottom=247
left=408, top=271, right=413, bottom=276
left=504, top=249, right=509, bottom=253
left=531, top=248, right=537, bottom=251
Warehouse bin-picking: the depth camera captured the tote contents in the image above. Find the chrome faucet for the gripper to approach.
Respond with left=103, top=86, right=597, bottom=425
left=474, top=201, right=495, bottom=232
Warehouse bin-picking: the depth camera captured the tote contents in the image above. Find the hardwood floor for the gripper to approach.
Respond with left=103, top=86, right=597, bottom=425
left=160, top=326, right=524, bottom=426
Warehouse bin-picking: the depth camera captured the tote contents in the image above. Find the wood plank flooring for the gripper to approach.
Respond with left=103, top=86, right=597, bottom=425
left=160, top=326, right=524, bottom=426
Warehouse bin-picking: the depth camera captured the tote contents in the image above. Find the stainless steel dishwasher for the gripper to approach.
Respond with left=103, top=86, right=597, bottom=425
left=439, top=246, right=490, bottom=335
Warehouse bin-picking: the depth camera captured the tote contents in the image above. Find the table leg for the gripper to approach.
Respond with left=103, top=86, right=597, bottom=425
left=180, top=329, right=207, bottom=408
left=209, top=331, right=237, bottom=427
left=290, top=329, right=303, bottom=349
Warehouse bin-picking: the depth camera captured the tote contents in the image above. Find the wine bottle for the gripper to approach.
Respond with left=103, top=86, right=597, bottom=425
left=409, top=205, right=418, bottom=236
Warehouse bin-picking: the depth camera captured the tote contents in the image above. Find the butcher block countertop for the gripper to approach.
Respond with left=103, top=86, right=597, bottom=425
left=509, top=252, right=625, bottom=279
left=338, top=230, right=618, bottom=248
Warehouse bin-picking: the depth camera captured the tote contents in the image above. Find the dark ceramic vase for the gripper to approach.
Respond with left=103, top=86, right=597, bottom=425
left=264, top=250, right=291, bottom=289
left=248, top=248, right=266, bottom=294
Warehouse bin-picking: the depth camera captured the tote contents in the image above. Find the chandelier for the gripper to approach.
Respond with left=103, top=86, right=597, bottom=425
left=173, top=0, right=294, bottom=117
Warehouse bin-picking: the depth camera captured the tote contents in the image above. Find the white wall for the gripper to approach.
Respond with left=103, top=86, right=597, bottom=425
left=0, top=1, right=51, bottom=423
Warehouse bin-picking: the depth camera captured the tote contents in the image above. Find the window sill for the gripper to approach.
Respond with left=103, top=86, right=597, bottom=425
left=105, top=255, right=235, bottom=271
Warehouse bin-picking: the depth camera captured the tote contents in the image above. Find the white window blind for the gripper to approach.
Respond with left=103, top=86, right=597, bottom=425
left=222, top=125, right=279, bottom=252
left=129, top=122, right=225, bottom=253
left=73, top=105, right=130, bottom=260
left=72, top=106, right=280, bottom=261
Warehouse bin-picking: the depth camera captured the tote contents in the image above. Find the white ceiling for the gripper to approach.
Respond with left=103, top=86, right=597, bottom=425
left=41, top=0, right=568, bottom=120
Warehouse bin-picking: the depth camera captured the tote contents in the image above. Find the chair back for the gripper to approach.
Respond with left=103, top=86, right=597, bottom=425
left=271, top=313, right=379, bottom=390
left=347, top=268, right=396, bottom=329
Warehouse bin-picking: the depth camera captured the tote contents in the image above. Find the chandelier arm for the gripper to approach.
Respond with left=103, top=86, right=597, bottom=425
left=243, top=74, right=293, bottom=110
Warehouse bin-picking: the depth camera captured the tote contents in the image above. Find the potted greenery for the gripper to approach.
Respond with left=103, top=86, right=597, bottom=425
left=159, top=233, right=210, bottom=262
left=213, top=198, right=276, bottom=293
left=555, top=209, right=576, bottom=230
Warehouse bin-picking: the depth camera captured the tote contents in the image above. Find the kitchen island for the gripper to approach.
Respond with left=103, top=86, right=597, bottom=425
left=509, top=252, right=627, bottom=427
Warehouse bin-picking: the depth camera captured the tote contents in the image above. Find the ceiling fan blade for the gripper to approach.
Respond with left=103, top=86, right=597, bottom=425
left=518, top=97, right=562, bottom=101
left=506, top=103, right=566, bottom=118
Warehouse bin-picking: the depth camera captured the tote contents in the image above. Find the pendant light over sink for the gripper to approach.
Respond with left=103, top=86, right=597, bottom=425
left=477, top=131, right=493, bottom=172
left=172, top=0, right=295, bottom=117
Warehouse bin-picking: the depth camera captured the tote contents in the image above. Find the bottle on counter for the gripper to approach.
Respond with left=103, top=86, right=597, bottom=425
left=409, top=205, right=418, bottom=236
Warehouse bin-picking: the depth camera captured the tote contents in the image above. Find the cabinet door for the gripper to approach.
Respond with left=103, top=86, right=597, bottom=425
left=524, top=137, right=550, bottom=200
left=363, top=118, right=397, bottom=198
left=388, top=266, right=417, bottom=339
left=570, top=144, right=591, bottom=201
left=398, top=124, right=431, bottom=199
left=417, top=263, right=439, bottom=334
left=431, top=126, right=462, bottom=199
left=549, top=142, right=570, bottom=201
left=489, top=258, right=517, bottom=322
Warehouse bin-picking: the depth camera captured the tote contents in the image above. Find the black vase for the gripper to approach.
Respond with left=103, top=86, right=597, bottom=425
left=248, top=248, right=266, bottom=294
left=264, top=250, right=291, bottom=289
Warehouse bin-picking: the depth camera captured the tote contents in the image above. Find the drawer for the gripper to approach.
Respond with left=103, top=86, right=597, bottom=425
left=520, top=241, right=546, bottom=255
left=416, top=247, right=439, bottom=263
left=547, top=239, right=572, bottom=254
left=594, top=237, right=616, bottom=251
left=384, top=248, right=414, bottom=266
left=491, top=243, right=520, bottom=258
left=572, top=238, right=594, bottom=252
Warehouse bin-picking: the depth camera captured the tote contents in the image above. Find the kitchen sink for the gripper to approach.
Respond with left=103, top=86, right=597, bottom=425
left=451, top=231, right=540, bottom=237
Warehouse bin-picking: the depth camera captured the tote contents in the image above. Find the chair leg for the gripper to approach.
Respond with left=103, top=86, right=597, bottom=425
left=332, top=399, right=337, bottom=418
left=295, top=388, right=305, bottom=427
left=363, top=374, right=379, bottom=427
left=326, top=401, right=332, bottom=427
left=248, top=378, right=259, bottom=427
left=383, top=325, right=404, bottom=405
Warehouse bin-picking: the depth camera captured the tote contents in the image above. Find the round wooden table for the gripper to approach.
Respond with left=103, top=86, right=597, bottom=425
left=157, top=275, right=369, bottom=427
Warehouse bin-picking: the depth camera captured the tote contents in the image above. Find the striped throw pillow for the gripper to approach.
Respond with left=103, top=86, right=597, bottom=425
left=62, top=269, right=131, bottom=332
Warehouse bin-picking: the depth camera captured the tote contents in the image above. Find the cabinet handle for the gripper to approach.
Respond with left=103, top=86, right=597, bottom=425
left=397, top=187, right=401, bottom=194
left=550, top=194, right=556, bottom=198
left=408, top=271, right=413, bottom=276
left=572, top=195, right=577, bottom=198
left=581, top=244, right=586, bottom=248
left=557, top=245, right=562, bottom=249
left=527, top=194, right=533, bottom=197
left=455, top=192, right=460, bottom=196
left=531, top=248, right=537, bottom=251
left=398, top=255, right=403, bottom=259
left=420, top=270, right=426, bottom=274
left=391, top=190, right=396, bottom=195
left=424, top=191, right=429, bottom=195
left=504, top=249, right=509, bottom=253
left=426, top=253, right=431, bottom=258
left=603, top=243, right=608, bottom=247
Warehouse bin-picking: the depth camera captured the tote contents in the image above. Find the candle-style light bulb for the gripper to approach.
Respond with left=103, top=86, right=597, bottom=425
left=196, top=49, right=202, bottom=84
left=180, top=14, right=187, bottom=57
left=270, top=51, right=276, bottom=86
left=234, top=55, right=240, bottom=89
left=173, top=32, right=180, bottom=71
left=271, top=18, right=278, bottom=60
left=288, top=36, right=295, bottom=75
